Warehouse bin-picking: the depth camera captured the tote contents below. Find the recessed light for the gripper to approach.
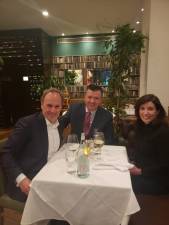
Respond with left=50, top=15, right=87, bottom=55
left=62, top=33, right=65, bottom=36
left=136, top=21, right=140, bottom=24
left=141, top=8, right=144, bottom=12
left=42, top=10, right=49, bottom=17
left=23, top=76, right=29, bottom=82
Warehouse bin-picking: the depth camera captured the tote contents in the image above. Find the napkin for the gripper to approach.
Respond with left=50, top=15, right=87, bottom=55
left=92, top=162, right=134, bottom=172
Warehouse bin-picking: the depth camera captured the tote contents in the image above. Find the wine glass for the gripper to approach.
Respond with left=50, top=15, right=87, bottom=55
left=65, top=134, right=79, bottom=173
left=66, top=134, right=79, bottom=151
left=93, top=132, right=105, bottom=159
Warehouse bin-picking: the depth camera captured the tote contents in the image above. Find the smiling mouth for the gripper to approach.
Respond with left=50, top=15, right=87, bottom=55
left=143, top=117, right=153, bottom=122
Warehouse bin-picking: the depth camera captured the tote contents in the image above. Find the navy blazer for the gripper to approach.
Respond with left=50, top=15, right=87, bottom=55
left=0, top=112, right=64, bottom=202
left=60, top=103, right=114, bottom=145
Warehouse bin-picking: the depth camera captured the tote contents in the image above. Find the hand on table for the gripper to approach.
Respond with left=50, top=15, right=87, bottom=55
left=19, top=177, right=31, bottom=195
left=129, top=165, right=142, bottom=175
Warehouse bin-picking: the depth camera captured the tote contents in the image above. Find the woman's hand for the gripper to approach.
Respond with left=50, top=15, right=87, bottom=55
left=129, top=165, right=142, bottom=175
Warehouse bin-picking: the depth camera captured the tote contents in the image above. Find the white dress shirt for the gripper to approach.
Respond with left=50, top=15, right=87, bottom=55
left=46, top=119, right=60, bottom=160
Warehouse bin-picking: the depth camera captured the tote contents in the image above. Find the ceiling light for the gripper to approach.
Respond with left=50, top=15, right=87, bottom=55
left=23, top=76, right=29, bottom=82
left=133, top=30, right=136, bottom=33
left=141, top=8, right=144, bottom=12
left=42, top=10, right=49, bottom=17
left=62, top=33, right=65, bottom=36
left=86, top=32, right=89, bottom=34
left=136, top=21, right=140, bottom=24
left=112, top=29, right=115, bottom=33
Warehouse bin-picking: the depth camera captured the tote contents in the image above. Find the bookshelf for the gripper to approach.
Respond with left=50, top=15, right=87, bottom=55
left=126, top=62, right=140, bottom=99
left=51, top=55, right=140, bottom=101
left=52, top=55, right=111, bottom=70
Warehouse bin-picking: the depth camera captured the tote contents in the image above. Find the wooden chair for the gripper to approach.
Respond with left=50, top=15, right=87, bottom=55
left=0, top=138, right=24, bottom=225
left=0, top=129, right=12, bottom=140
left=129, top=194, right=169, bottom=225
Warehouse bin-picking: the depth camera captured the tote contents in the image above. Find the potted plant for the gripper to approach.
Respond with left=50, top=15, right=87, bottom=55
left=65, top=70, right=77, bottom=85
left=105, top=24, right=147, bottom=139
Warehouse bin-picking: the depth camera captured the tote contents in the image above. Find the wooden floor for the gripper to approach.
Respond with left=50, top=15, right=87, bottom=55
left=1, top=209, right=21, bottom=225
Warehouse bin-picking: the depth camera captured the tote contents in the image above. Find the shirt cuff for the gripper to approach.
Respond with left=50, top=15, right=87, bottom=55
left=16, top=173, right=26, bottom=187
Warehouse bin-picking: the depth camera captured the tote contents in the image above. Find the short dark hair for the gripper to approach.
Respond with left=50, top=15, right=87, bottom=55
left=135, top=94, right=166, bottom=121
left=86, top=84, right=103, bottom=96
left=41, top=88, right=63, bottom=105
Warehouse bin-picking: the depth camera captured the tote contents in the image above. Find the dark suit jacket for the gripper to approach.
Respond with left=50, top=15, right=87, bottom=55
left=126, top=121, right=169, bottom=194
left=60, top=103, right=114, bottom=145
left=0, top=112, right=64, bottom=202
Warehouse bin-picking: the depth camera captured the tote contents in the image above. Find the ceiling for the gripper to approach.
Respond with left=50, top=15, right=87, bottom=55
left=0, top=0, right=144, bottom=36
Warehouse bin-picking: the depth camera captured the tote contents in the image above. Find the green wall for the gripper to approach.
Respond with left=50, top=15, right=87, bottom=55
left=51, top=34, right=113, bottom=56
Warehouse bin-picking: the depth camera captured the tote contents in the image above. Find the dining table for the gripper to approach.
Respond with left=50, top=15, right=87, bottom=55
left=21, top=144, right=140, bottom=225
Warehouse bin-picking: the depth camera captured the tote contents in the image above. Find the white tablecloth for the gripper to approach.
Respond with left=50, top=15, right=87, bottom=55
left=21, top=145, right=140, bottom=225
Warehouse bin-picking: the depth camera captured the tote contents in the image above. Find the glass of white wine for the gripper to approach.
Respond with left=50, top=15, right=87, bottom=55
left=93, top=132, right=105, bottom=159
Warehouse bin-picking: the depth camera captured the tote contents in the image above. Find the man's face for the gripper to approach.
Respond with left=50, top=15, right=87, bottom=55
left=84, top=89, right=102, bottom=112
left=41, top=92, right=62, bottom=124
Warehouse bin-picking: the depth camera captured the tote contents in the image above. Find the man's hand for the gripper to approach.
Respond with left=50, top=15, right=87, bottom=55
left=129, top=166, right=142, bottom=175
left=19, top=177, right=31, bottom=195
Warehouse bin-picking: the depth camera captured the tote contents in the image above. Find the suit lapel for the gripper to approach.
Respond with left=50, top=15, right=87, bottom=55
left=78, top=104, right=86, bottom=134
left=38, top=113, right=48, bottom=156
left=58, top=125, right=64, bottom=147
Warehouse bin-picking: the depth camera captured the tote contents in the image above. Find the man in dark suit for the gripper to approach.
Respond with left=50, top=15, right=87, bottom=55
left=60, top=84, right=114, bottom=145
left=0, top=88, right=65, bottom=203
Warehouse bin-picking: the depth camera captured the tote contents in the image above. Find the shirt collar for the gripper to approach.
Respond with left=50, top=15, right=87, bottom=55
left=45, top=118, right=59, bottom=129
left=85, top=107, right=96, bottom=116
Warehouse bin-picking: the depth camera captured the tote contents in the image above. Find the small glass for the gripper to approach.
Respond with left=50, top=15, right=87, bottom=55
left=93, top=132, right=105, bottom=159
left=65, top=148, right=77, bottom=174
left=65, top=134, right=79, bottom=174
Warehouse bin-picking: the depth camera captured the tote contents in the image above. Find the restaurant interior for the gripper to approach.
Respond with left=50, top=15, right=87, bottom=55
left=0, top=0, right=169, bottom=225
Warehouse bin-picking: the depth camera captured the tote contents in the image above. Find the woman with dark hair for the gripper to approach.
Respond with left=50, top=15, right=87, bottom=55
left=126, top=94, right=169, bottom=195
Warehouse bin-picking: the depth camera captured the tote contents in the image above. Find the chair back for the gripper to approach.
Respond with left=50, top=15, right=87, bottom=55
left=0, top=138, right=7, bottom=196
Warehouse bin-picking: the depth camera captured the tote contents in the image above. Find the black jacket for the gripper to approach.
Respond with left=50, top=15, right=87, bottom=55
left=0, top=112, right=64, bottom=202
left=126, top=120, right=169, bottom=178
left=59, top=103, right=115, bottom=145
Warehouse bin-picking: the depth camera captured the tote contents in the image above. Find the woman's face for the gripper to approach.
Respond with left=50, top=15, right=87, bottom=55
left=139, top=101, right=159, bottom=124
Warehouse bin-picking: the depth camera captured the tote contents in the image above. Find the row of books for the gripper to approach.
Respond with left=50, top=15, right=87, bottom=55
left=52, top=55, right=109, bottom=64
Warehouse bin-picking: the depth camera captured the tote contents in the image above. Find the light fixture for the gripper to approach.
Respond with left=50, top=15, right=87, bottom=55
left=86, top=32, right=89, bottom=34
left=136, top=21, right=140, bottom=24
left=61, top=33, right=65, bottom=36
left=42, top=10, right=49, bottom=17
left=141, top=8, right=144, bottom=12
left=112, top=29, right=115, bottom=33
left=23, top=76, right=29, bottom=81
left=133, top=30, right=136, bottom=33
